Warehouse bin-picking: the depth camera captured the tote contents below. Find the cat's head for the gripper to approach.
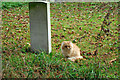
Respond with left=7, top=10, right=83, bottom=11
left=61, top=41, right=73, bottom=51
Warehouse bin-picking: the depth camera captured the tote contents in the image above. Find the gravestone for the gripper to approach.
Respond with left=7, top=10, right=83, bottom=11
left=29, top=2, right=51, bottom=53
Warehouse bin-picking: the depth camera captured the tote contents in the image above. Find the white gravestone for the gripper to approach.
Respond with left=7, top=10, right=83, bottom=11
left=29, top=2, right=51, bottom=53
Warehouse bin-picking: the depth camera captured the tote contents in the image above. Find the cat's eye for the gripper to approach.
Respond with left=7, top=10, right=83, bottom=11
left=65, top=45, right=67, bottom=48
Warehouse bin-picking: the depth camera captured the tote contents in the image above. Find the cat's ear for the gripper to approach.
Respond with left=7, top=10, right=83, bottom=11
left=70, top=41, right=72, bottom=44
left=70, top=41, right=73, bottom=47
left=61, top=41, right=64, bottom=47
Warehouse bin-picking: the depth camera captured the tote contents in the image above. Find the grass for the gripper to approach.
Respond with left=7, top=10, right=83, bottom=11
left=2, top=2, right=28, bottom=9
left=2, top=2, right=119, bottom=78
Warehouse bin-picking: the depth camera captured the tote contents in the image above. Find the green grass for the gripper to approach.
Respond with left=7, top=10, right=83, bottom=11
left=2, top=2, right=119, bottom=78
left=2, top=2, right=28, bottom=9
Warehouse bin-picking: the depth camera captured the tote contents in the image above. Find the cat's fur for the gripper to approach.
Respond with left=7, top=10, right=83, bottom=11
left=61, top=41, right=83, bottom=62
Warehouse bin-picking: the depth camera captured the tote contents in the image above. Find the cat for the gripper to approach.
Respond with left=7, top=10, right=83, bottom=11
left=61, top=41, right=83, bottom=62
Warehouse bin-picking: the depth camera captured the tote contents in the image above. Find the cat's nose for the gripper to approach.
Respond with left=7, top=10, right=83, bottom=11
left=66, top=56, right=69, bottom=58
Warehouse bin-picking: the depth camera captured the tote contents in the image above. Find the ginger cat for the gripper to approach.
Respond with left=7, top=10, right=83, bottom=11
left=61, top=41, right=83, bottom=62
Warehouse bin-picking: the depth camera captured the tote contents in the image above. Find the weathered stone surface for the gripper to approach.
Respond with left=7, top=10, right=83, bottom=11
left=29, top=2, right=51, bottom=53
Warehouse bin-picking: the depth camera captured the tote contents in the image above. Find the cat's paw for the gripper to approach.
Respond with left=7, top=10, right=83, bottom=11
left=68, top=57, right=76, bottom=62
left=78, top=56, right=83, bottom=59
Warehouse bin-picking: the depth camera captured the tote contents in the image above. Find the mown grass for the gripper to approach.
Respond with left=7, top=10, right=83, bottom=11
left=2, top=2, right=119, bottom=78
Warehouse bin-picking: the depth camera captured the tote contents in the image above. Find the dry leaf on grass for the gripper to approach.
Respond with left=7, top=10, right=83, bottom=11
left=109, top=58, right=117, bottom=64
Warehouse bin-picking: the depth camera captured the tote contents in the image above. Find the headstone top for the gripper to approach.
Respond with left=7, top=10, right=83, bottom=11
left=1, top=0, right=119, bottom=2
